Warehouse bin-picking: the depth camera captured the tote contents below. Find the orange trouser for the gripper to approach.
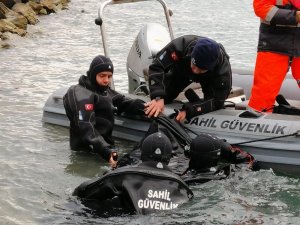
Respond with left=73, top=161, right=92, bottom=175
left=248, top=52, right=300, bottom=112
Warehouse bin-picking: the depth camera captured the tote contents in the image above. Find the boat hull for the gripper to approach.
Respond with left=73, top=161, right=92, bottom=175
left=43, top=86, right=300, bottom=175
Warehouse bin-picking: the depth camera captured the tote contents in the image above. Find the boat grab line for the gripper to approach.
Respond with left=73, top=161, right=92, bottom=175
left=232, top=131, right=299, bottom=145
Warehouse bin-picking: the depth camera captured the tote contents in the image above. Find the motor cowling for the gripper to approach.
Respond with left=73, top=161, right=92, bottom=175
left=127, top=23, right=171, bottom=95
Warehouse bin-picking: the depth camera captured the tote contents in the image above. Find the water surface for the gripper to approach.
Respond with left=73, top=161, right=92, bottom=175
left=1, top=0, right=299, bottom=224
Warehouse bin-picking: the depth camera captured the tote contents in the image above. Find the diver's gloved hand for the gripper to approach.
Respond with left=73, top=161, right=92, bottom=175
left=182, top=102, right=202, bottom=120
left=128, top=99, right=146, bottom=115
left=117, top=98, right=146, bottom=116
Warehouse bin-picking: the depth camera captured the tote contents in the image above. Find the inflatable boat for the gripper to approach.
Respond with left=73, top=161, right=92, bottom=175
left=43, top=0, right=300, bottom=175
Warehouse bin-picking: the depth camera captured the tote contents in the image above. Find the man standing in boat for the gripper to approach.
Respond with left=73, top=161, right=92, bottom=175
left=63, top=55, right=145, bottom=167
left=145, top=35, right=232, bottom=121
left=248, top=0, right=300, bottom=112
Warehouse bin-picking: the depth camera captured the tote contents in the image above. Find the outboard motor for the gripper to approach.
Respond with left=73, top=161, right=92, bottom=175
left=127, top=23, right=171, bottom=95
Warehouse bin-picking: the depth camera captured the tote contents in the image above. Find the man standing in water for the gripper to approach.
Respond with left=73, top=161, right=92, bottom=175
left=63, top=55, right=145, bottom=167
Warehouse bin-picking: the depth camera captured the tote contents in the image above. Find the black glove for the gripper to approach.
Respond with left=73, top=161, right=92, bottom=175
left=119, top=99, right=145, bottom=115
left=182, top=102, right=202, bottom=120
left=127, top=99, right=146, bottom=115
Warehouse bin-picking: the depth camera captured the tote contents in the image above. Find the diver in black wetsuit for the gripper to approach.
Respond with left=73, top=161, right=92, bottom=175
left=73, top=132, right=193, bottom=216
left=180, top=133, right=256, bottom=184
left=117, top=116, right=257, bottom=183
left=145, top=36, right=232, bottom=121
left=63, top=55, right=145, bottom=166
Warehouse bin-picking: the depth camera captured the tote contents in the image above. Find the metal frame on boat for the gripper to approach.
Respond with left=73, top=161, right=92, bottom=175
left=43, top=0, right=300, bottom=175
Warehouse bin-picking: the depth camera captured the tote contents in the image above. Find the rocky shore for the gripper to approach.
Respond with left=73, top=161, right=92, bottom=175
left=0, top=0, right=70, bottom=49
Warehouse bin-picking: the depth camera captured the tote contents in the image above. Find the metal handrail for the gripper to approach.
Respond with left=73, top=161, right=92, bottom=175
left=97, top=0, right=174, bottom=57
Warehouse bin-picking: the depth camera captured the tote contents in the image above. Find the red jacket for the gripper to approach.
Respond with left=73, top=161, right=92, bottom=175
left=253, top=0, right=300, bottom=56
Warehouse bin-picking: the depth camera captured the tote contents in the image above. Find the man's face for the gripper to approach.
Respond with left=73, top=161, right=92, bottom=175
left=190, top=62, right=208, bottom=74
left=96, top=71, right=113, bottom=86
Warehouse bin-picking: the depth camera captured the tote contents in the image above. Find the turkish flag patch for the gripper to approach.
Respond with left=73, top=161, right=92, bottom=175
left=85, top=104, right=94, bottom=111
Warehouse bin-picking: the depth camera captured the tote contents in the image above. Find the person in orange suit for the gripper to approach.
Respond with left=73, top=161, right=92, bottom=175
left=248, top=0, right=300, bottom=112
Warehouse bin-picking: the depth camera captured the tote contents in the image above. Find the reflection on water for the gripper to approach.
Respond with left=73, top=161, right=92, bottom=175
left=0, top=0, right=300, bottom=224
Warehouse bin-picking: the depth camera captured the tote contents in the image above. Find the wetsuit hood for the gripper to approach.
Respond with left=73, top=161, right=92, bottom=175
left=87, top=55, right=114, bottom=88
left=78, top=75, right=109, bottom=93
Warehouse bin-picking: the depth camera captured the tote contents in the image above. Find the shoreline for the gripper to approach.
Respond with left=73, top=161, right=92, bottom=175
left=0, top=0, right=70, bottom=49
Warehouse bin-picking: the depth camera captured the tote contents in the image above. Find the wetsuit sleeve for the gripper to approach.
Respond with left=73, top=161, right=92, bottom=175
left=204, top=45, right=232, bottom=110
left=110, top=89, right=145, bottom=115
left=148, top=43, right=177, bottom=100
left=63, top=86, right=112, bottom=161
left=148, top=35, right=201, bottom=101
left=254, top=0, right=298, bottom=25
left=183, top=46, right=232, bottom=118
